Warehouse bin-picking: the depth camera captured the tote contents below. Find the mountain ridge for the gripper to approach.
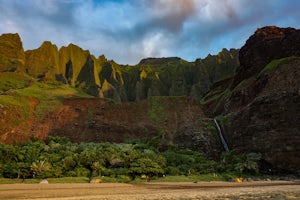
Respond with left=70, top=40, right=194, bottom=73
left=0, top=32, right=239, bottom=101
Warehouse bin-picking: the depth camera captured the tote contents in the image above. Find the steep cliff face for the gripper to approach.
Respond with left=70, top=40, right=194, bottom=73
left=136, top=57, right=193, bottom=99
left=133, top=53, right=238, bottom=101
left=1, top=32, right=239, bottom=101
left=0, top=33, right=25, bottom=72
left=227, top=58, right=300, bottom=172
left=198, top=27, right=300, bottom=173
left=30, top=97, right=222, bottom=158
left=76, top=55, right=100, bottom=97
left=58, top=44, right=91, bottom=86
left=98, top=60, right=127, bottom=101
left=25, top=41, right=59, bottom=78
left=232, top=26, right=300, bottom=88
left=25, top=42, right=102, bottom=96
left=202, top=27, right=300, bottom=173
left=201, top=48, right=239, bottom=83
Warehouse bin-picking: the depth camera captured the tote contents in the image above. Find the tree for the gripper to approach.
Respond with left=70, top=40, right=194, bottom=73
left=122, top=149, right=140, bottom=168
left=91, top=161, right=106, bottom=177
left=30, top=160, right=51, bottom=178
left=234, top=153, right=261, bottom=174
left=129, top=158, right=164, bottom=181
left=16, top=162, right=31, bottom=180
left=220, top=152, right=261, bottom=174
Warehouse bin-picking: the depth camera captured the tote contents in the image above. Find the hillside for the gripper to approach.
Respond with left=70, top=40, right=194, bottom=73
left=0, top=26, right=299, bottom=174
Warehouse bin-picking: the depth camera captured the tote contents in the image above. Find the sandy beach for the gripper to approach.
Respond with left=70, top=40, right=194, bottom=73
left=0, top=181, right=299, bottom=199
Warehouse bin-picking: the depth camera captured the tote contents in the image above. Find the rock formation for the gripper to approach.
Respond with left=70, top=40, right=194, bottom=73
left=25, top=41, right=59, bottom=78
left=232, top=26, right=300, bottom=88
left=189, top=26, right=300, bottom=173
left=1, top=32, right=239, bottom=101
left=0, top=33, right=25, bottom=72
left=204, top=26, right=300, bottom=173
left=227, top=58, right=300, bottom=173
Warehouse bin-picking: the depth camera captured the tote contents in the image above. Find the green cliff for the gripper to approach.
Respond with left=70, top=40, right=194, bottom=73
left=0, top=33, right=25, bottom=72
left=25, top=41, right=59, bottom=78
left=1, top=32, right=239, bottom=101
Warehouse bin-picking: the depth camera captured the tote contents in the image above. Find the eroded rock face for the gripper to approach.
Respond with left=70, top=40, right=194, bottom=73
left=226, top=28, right=300, bottom=173
left=30, top=97, right=222, bottom=158
left=201, top=48, right=239, bottom=84
left=232, top=26, right=300, bottom=88
left=0, top=33, right=25, bottom=72
left=228, top=90, right=300, bottom=173
left=25, top=41, right=59, bottom=78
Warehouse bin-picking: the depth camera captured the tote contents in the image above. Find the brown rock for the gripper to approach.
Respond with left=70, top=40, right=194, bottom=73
left=232, top=26, right=300, bottom=88
left=227, top=59, right=300, bottom=173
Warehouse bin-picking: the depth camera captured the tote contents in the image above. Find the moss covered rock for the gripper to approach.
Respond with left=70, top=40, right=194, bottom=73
left=25, top=41, right=59, bottom=78
left=0, top=33, right=25, bottom=72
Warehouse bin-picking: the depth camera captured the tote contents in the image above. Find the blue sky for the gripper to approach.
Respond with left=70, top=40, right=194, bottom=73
left=0, top=0, right=299, bottom=64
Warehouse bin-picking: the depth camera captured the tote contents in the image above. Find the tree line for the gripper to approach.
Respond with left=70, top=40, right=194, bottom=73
left=0, top=136, right=261, bottom=181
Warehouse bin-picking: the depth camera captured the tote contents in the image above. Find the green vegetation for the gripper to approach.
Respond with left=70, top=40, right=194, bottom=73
left=0, top=79, right=92, bottom=121
left=148, top=97, right=166, bottom=123
left=260, top=56, right=300, bottom=74
left=0, top=33, right=25, bottom=72
left=0, top=72, right=30, bottom=94
left=0, top=136, right=263, bottom=183
left=0, top=95, right=31, bottom=125
left=216, top=115, right=230, bottom=130
left=201, top=88, right=231, bottom=105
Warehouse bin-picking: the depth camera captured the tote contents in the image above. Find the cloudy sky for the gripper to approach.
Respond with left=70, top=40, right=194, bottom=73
left=0, top=0, right=299, bottom=64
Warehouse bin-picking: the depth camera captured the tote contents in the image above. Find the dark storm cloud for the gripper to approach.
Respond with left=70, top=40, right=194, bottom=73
left=0, top=0, right=299, bottom=64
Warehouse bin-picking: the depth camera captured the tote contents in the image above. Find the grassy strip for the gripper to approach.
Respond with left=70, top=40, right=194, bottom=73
left=0, top=174, right=277, bottom=184
left=0, top=72, right=30, bottom=93
left=13, top=81, right=92, bottom=121
left=148, top=96, right=166, bottom=123
left=260, top=56, right=300, bottom=74
left=201, top=89, right=231, bottom=105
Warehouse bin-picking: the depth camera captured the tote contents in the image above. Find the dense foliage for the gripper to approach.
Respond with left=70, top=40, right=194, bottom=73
left=0, top=137, right=261, bottom=181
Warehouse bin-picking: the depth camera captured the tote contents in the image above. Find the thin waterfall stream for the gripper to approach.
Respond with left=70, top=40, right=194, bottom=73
left=213, top=118, right=229, bottom=152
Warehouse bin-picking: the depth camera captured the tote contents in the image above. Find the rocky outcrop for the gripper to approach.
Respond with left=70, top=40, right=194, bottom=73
left=200, top=27, right=300, bottom=173
left=201, top=48, right=239, bottom=84
left=227, top=58, right=300, bottom=172
left=232, top=26, right=300, bottom=88
left=135, top=53, right=238, bottom=100
left=215, top=27, right=300, bottom=173
left=0, top=33, right=25, bottom=72
left=25, top=41, right=59, bottom=78
left=98, top=61, right=127, bottom=101
left=58, top=44, right=91, bottom=86
left=76, top=55, right=101, bottom=97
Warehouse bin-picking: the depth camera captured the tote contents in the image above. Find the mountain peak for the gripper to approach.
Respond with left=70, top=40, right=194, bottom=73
left=232, top=26, right=300, bottom=87
left=255, top=26, right=295, bottom=38
left=0, top=33, right=25, bottom=72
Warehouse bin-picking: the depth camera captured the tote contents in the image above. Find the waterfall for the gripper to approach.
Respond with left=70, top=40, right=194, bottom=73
left=213, top=118, right=229, bottom=152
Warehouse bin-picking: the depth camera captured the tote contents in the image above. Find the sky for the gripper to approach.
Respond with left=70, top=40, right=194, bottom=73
left=0, top=0, right=300, bottom=65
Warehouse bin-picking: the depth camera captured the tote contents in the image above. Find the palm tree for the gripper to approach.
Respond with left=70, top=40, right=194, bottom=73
left=30, top=160, right=51, bottom=177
